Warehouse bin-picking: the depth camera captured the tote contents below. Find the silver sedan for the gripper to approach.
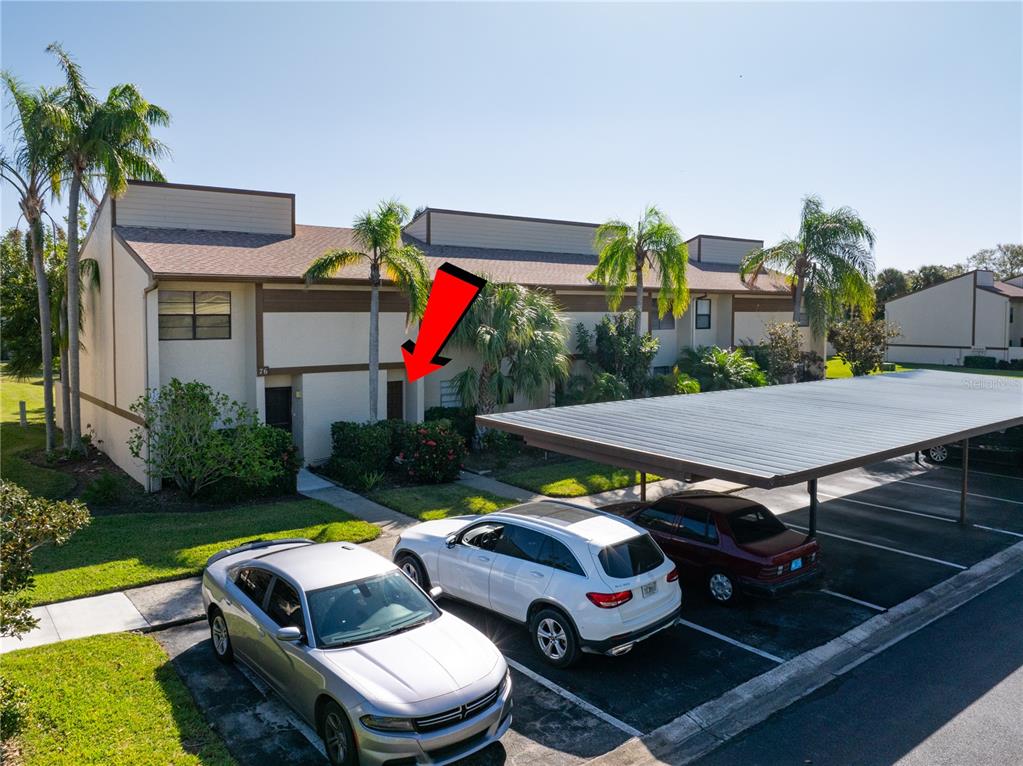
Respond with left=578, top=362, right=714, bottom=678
left=202, top=538, right=512, bottom=766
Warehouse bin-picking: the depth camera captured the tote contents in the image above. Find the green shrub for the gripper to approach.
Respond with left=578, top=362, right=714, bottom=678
left=963, top=355, right=997, bottom=369
left=649, top=367, right=701, bottom=396
left=81, top=472, right=123, bottom=507
left=1010, top=359, right=1023, bottom=371
left=798, top=351, right=826, bottom=381
left=1, top=481, right=90, bottom=638
left=330, top=421, right=393, bottom=472
left=680, top=346, right=768, bottom=391
left=128, top=379, right=275, bottom=497
left=425, top=406, right=476, bottom=444
left=0, top=675, right=28, bottom=741
left=398, top=423, right=466, bottom=484
left=829, top=318, right=901, bottom=376
left=201, top=425, right=300, bottom=502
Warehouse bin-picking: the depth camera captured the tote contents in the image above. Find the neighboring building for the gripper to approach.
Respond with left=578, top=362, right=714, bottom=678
left=885, top=270, right=1023, bottom=365
left=62, top=180, right=795, bottom=489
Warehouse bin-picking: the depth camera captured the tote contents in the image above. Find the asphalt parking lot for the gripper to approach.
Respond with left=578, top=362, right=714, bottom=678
left=158, top=456, right=1022, bottom=765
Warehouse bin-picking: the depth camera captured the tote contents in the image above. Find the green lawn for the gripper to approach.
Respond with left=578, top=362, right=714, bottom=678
left=369, top=483, right=516, bottom=521
left=826, top=357, right=1022, bottom=379
left=2, top=633, right=235, bottom=766
left=30, top=499, right=379, bottom=605
left=494, top=458, right=660, bottom=498
left=0, top=366, right=75, bottom=498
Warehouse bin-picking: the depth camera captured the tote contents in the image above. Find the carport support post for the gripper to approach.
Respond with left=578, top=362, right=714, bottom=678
left=960, top=438, right=969, bottom=525
left=807, top=479, right=818, bottom=538
left=640, top=472, right=647, bottom=502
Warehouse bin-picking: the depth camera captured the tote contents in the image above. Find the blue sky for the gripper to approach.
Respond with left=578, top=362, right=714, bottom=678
left=3, top=1, right=1020, bottom=271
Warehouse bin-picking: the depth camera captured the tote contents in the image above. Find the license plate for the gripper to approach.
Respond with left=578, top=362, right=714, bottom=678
left=790, top=558, right=803, bottom=571
left=641, top=581, right=657, bottom=597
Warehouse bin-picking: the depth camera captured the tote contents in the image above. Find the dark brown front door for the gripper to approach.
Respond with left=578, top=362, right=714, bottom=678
left=387, top=381, right=404, bottom=420
left=265, top=387, right=292, bottom=432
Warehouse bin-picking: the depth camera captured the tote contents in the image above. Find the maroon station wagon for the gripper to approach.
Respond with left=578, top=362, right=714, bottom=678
left=604, top=491, right=820, bottom=605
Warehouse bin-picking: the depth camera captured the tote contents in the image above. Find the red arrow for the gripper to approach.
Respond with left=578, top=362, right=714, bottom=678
left=402, top=262, right=487, bottom=382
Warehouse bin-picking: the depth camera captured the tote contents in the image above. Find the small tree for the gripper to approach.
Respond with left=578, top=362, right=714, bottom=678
left=1, top=481, right=90, bottom=638
left=128, top=379, right=275, bottom=496
left=577, top=311, right=660, bottom=397
left=680, top=346, right=768, bottom=391
left=763, top=321, right=802, bottom=383
left=829, top=318, right=901, bottom=376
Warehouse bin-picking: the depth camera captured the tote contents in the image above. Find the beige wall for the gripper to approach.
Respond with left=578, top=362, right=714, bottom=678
left=975, top=288, right=1009, bottom=349
left=157, top=281, right=257, bottom=409
left=263, top=311, right=408, bottom=368
left=885, top=274, right=974, bottom=357
left=66, top=198, right=153, bottom=487
left=116, top=183, right=293, bottom=235
left=299, top=370, right=388, bottom=463
left=428, top=211, right=597, bottom=255
left=691, top=236, right=763, bottom=266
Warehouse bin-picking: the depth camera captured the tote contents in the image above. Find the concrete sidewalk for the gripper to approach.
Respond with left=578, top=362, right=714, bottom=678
left=1, top=577, right=204, bottom=654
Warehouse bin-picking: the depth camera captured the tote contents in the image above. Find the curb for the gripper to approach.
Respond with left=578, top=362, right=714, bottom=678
left=586, top=539, right=1023, bottom=766
left=137, top=613, right=206, bottom=634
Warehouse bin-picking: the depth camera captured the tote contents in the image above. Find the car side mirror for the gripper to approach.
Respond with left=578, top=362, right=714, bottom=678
left=445, top=534, right=457, bottom=549
left=429, top=586, right=443, bottom=600
left=275, top=626, right=303, bottom=642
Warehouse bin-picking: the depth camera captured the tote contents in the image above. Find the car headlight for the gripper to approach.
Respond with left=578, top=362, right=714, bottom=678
left=498, top=668, right=511, bottom=695
left=360, top=715, right=415, bottom=732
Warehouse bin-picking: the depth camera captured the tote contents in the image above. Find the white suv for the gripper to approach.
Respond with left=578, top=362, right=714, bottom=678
left=392, top=501, right=682, bottom=667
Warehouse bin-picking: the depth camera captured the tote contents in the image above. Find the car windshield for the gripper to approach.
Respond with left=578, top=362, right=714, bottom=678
left=597, top=534, right=664, bottom=579
left=728, top=506, right=787, bottom=544
left=307, top=571, right=439, bottom=648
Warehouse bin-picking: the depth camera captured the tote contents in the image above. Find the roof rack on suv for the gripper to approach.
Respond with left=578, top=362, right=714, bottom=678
left=204, top=538, right=314, bottom=568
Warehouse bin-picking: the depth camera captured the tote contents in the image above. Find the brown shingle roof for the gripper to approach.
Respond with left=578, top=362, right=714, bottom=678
left=989, top=281, right=1023, bottom=299
left=117, top=224, right=790, bottom=294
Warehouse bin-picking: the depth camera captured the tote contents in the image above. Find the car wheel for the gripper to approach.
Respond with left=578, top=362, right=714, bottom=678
left=708, top=571, right=738, bottom=606
left=927, top=445, right=949, bottom=463
left=321, top=701, right=356, bottom=766
left=396, top=553, right=430, bottom=590
left=530, top=608, right=579, bottom=668
left=208, top=607, right=234, bottom=663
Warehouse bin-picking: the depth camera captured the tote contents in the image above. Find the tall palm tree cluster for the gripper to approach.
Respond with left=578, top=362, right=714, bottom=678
left=1, top=44, right=169, bottom=454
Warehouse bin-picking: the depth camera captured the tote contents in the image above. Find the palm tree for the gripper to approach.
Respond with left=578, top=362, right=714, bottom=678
left=740, top=195, right=876, bottom=336
left=589, top=206, right=690, bottom=338
left=48, top=43, right=170, bottom=452
left=304, top=200, right=430, bottom=421
left=451, top=283, right=570, bottom=446
left=1, top=74, right=67, bottom=453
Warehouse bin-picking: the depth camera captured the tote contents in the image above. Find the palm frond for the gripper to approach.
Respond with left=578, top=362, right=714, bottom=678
left=382, top=244, right=431, bottom=322
left=303, top=248, right=365, bottom=282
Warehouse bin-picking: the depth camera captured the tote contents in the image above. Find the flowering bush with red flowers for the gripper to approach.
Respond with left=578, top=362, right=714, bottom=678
left=397, top=423, right=467, bottom=484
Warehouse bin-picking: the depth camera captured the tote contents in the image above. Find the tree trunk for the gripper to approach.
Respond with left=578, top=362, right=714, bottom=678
left=28, top=222, right=56, bottom=453
left=368, top=259, right=380, bottom=422
left=66, top=171, right=84, bottom=452
left=634, top=249, right=645, bottom=338
left=792, top=270, right=805, bottom=324
left=59, top=293, right=72, bottom=447
left=472, top=365, right=496, bottom=450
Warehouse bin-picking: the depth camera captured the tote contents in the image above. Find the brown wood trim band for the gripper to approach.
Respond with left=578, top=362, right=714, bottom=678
left=262, top=289, right=409, bottom=313
left=80, top=391, right=144, bottom=426
left=732, top=297, right=793, bottom=313
left=263, top=362, right=405, bottom=376
left=887, top=343, right=973, bottom=349
left=127, top=179, right=295, bottom=200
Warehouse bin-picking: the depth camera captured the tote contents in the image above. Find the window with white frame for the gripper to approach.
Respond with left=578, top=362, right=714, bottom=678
left=695, top=298, right=712, bottom=330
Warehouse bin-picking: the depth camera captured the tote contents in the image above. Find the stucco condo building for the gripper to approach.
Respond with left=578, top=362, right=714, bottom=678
left=66, top=180, right=795, bottom=489
left=885, top=270, right=1023, bottom=366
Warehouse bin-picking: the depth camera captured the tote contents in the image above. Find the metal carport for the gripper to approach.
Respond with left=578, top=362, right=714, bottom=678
left=477, top=370, right=1023, bottom=534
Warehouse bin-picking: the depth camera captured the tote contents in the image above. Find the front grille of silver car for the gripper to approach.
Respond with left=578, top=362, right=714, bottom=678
left=412, top=684, right=502, bottom=733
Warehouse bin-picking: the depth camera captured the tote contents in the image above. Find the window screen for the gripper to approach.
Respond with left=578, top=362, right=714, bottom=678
left=650, top=311, right=676, bottom=330
left=439, top=380, right=460, bottom=408
left=159, top=290, right=230, bottom=340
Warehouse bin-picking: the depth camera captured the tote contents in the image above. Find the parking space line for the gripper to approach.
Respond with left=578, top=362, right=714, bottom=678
left=676, top=618, right=785, bottom=664
left=819, top=589, right=886, bottom=612
left=934, top=466, right=1023, bottom=481
left=786, top=525, right=968, bottom=570
left=898, top=480, right=1023, bottom=506
left=819, top=493, right=957, bottom=524
left=973, top=524, right=1023, bottom=539
left=504, top=657, right=644, bottom=739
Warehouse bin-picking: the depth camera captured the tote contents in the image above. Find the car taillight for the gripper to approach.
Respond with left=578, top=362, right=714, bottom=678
left=586, top=590, right=633, bottom=608
left=666, top=567, right=679, bottom=583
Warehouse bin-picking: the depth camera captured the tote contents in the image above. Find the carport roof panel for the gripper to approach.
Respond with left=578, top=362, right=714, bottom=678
left=477, top=370, right=1023, bottom=489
